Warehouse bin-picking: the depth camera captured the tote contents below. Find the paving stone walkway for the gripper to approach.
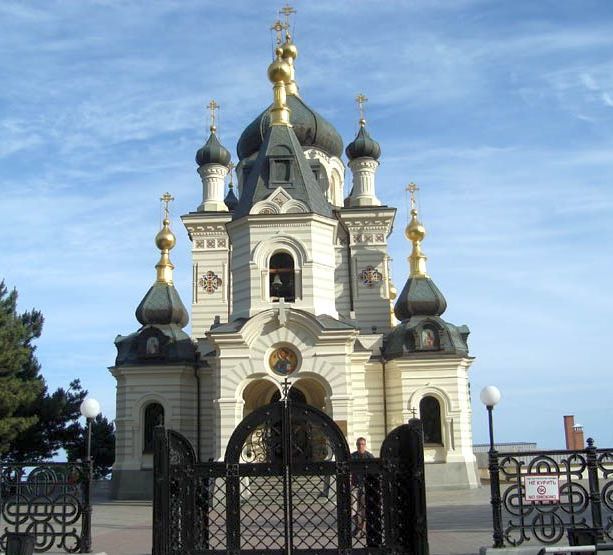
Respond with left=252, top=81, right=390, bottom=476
left=42, top=486, right=495, bottom=555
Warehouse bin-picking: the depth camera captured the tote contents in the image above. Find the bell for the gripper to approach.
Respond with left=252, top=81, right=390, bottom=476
left=272, top=274, right=282, bottom=287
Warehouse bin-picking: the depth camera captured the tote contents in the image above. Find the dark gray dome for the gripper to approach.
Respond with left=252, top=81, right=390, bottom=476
left=237, top=95, right=343, bottom=160
left=224, top=185, right=238, bottom=211
left=196, top=131, right=231, bottom=167
left=394, top=276, right=447, bottom=321
left=383, top=315, right=470, bottom=361
left=346, top=125, right=381, bottom=161
left=135, top=282, right=189, bottom=327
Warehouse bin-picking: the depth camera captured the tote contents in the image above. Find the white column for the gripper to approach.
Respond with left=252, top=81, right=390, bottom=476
left=348, top=157, right=381, bottom=207
left=198, top=163, right=229, bottom=212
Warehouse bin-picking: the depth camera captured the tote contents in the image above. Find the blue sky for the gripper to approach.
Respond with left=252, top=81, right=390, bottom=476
left=2, top=1, right=612, bottom=449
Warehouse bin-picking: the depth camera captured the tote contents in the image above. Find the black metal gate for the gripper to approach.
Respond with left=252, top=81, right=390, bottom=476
left=153, top=399, right=428, bottom=554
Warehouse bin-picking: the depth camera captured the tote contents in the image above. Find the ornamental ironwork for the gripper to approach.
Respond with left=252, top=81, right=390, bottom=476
left=199, top=271, right=222, bottom=294
left=0, top=462, right=91, bottom=553
left=487, top=438, right=613, bottom=546
left=359, top=265, right=383, bottom=288
left=153, top=400, right=429, bottom=554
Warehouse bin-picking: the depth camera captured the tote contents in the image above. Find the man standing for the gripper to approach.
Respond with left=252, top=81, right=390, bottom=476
left=351, top=437, right=374, bottom=537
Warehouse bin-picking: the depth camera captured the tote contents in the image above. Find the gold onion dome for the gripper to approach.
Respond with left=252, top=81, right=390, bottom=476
left=405, top=208, right=426, bottom=242
left=268, top=47, right=292, bottom=83
left=155, top=218, right=176, bottom=251
left=281, top=34, right=298, bottom=60
left=134, top=203, right=189, bottom=328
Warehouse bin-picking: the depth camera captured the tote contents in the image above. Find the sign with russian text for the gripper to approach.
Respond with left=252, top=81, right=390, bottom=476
left=523, top=475, right=559, bottom=502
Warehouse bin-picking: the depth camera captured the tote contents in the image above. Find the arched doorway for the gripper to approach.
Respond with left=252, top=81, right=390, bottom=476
left=241, top=378, right=332, bottom=463
left=242, top=377, right=329, bottom=417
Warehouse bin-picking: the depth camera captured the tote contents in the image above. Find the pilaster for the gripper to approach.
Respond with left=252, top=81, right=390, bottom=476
left=182, top=212, right=232, bottom=337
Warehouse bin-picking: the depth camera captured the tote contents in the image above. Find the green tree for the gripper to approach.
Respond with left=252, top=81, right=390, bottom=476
left=66, top=414, right=116, bottom=479
left=8, top=379, right=87, bottom=462
left=0, top=280, right=44, bottom=454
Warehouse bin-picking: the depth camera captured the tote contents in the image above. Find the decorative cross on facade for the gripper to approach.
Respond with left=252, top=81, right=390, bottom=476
left=279, top=4, right=296, bottom=29
left=407, top=182, right=419, bottom=210
left=207, top=99, right=219, bottom=132
left=160, top=192, right=174, bottom=219
left=359, top=265, right=383, bottom=288
left=199, top=271, right=222, bottom=294
left=271, top=20, right=285, bottom=45
left=410, top=408, right=418, bottom=418
left=356, top=93, right=368, bottom=125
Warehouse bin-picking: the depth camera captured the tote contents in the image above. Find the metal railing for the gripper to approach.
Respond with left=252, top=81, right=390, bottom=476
left=0, top=462, right=91, bottom=553
left=488, top=438, right=613, bottom=547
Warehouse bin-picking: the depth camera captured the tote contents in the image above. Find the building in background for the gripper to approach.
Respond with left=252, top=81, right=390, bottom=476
left=109, top=16, right=479, bottom=499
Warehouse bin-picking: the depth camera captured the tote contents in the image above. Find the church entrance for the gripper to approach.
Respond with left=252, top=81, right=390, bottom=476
left=152, top=396, right=429, bottom=554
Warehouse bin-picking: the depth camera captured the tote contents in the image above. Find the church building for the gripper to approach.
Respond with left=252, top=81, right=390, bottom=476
left=109, top=19, right=479, bottom=499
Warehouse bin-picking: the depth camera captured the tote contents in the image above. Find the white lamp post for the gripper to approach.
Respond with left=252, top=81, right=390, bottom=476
left=80, top=398, right=101, bottom=462
left=480, top=386, right=501, bottom=451
left=79, top=397, right=100, bottom=553
left=480, top=385, right=503, bottom=548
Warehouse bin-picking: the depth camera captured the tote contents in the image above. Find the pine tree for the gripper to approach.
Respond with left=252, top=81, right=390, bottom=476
left=8, top=379, right=87, bottom=462
left=66, top=414, right=116, bottom=479
left=0, top=280, right=44, bottom=454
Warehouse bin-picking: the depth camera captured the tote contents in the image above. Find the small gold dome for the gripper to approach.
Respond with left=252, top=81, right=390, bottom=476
left=155, top=218, right=176, bottom=250
left=268, top=47, right=291, bottom=83
left=389, top=283, right=398, bottom=300
left=282, top=38, right=298, bottom=60
left=405, top=209, right=426, bottom=242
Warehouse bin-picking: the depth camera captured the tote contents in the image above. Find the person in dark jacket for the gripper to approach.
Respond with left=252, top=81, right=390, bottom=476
left=351, top=437, right=373, bottom=537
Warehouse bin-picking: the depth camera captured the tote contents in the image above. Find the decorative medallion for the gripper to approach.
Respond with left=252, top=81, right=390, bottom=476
left=359, top=266, right=383, bottom=288
left=269, top=346, right=299, bottom=376
left=206, top=239, right=216, bottom=249
left=195, top=240, right=204, bottom=249
left=199, top=271, right=222, bottom=294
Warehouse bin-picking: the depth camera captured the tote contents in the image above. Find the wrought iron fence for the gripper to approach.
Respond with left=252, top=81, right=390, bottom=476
left=153, top=402, right=429, bottom=555
left=488, top=438, right=613, bottom=547
left=0, top=462, right=91, bottom=553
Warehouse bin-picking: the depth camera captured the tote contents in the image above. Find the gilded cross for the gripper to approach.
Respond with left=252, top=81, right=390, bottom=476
left=271, top=19, right=285, bottom=45
left=407, top=182, right=419, bottom=210
left=279, top=4, right=296, bottom=29
left=207, top=99, right=219, bottom=132
left=356, top=93, right=368, bottom=125
left=160, top=192, right=174, bottom=219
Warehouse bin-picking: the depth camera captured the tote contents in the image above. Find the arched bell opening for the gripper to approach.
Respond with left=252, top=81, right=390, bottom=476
left=269, top=252, right=295, bottom=302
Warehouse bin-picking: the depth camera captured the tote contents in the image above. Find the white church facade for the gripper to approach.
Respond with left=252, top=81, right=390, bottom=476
left=109, top=22, right=479, bottom=499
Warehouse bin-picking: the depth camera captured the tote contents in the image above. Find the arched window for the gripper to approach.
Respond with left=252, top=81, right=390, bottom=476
left=269, top=252, right=295, bottom=302
left=143, top=403, right=164, bottom=453
left=419, top=396, right=442, bottom=444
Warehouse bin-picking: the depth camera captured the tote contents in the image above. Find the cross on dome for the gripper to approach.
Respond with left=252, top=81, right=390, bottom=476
left=279, top=4, right=296, bottom=28
left=271, top=20, right=285, bottom=45
left=356, top=93, right=368, bottom=126
left=407, top=182, right=419, bottom=210
left=207, top=99, right=219, bottom=133
left=160, top=192, right=174, bottom=220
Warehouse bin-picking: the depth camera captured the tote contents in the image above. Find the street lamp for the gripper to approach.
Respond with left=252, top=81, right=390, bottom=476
left=480, top=386, right=503, bottom=548
left=80, top=398, right=101, bottom=462
left=79, top=398, right=100, bottom=553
